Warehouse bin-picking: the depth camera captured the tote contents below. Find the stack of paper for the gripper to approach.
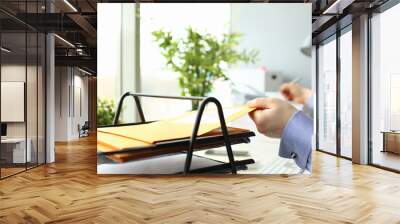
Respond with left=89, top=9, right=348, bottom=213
left=97, top=105, right=255, bottom=162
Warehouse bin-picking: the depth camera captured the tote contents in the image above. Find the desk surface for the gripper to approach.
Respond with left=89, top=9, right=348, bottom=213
left=381, top=131, right=400, bottom=134
left=1, top=138, right=28, bottom=143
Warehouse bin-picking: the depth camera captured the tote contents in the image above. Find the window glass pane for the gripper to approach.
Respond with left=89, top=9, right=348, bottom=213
left=1, top=2, right=46, bottom=178
left=340, top=30, right=352, bottom=158
left=1, top=30, right=27, bottom=177
left=38, top=32, right=46, bottom=165
left=27, top=30, right=38, bottom=169
left=318, top=37, right=337, bottom=154
left=97, top=4, right=122, bottom=126
left=371, top=4, right=400, bottom=171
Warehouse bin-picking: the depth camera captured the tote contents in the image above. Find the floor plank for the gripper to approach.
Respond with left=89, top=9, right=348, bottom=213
left=1, top=135, right=400, bottom=223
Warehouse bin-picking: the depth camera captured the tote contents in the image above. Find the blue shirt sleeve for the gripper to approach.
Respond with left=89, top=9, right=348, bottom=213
left=278, top=111, right=313, bottom=172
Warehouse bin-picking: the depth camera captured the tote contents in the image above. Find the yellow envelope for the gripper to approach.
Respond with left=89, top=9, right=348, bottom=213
left=97, top=132, right=151, bottom=152
left=98, top=105, right=255, bottom=144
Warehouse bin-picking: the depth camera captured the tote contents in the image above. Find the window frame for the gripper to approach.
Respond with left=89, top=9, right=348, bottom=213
left=0, top=1, right=47, bottom=180
left=315, top=23, right=352, bottom=161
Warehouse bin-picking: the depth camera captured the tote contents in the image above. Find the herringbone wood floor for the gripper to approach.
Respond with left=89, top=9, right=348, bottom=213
left=1, top=135, right=400, bottom=224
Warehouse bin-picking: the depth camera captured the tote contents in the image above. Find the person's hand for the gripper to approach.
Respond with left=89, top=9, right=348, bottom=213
left=280, top=82, right=312, bottom=105
left=247, top=98, right=298, bottom=138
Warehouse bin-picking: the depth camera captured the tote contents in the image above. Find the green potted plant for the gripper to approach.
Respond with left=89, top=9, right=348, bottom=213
left=153, top=27, right=258, bottom=110
left=97, top=98, right=116, bottom=126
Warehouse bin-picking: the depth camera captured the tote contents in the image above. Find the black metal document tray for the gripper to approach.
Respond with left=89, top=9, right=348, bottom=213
left=97, top=92, right=256, bottom=174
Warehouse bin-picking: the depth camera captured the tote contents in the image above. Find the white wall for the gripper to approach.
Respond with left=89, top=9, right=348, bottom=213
left=55, top=67, right=69, bottom=141
left=55, top=67, right=89, bottom=141
left=72, top=73, right=89, bottom=137
left=230, top=3, right=312, bottom=88
left=1, top=65, right=37, bottom=137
